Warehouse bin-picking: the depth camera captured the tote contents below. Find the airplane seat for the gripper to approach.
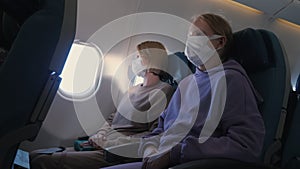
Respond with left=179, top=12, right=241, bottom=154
left=0, top=0, right=77, bottom=168
left=1, top=12, right=20, bottom=51
left=236, top=29, right=290, bottom=165
left=281, top=74, right=300, bottom=169
left=167, top=51, right=196, bottom=84
left=0, top=11, right=20, bottom=66
left=169, top=28, right=290, bottom=169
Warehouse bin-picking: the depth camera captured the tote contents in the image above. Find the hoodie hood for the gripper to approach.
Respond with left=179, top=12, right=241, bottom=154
left=196, top=59, right=264, bottom=105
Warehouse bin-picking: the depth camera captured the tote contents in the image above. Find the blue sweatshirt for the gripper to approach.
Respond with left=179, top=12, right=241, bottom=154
left=139, top=59, right=265, bottom=165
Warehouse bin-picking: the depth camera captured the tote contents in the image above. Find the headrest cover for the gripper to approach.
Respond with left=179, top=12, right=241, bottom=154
left=231, top=28, right=271, bottom=73
left=296, top=74, right=300, bottom=93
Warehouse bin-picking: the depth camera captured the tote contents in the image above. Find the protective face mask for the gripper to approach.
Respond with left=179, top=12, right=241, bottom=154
left=184, top=35, right=223, bottom=67
left=131, top=57, right=147, bottom=77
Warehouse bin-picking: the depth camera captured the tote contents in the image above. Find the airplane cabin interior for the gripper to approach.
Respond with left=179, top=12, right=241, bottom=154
left=0, top=0, right=300, bottom=169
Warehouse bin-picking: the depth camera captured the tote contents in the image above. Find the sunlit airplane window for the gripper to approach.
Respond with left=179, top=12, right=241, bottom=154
left=133, top=76, right=144, bottom=86
left=59, top=41, right=103, bottom=100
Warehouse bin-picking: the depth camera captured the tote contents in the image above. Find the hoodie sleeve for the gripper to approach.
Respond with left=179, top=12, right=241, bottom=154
left=138, top=111, right=167, bottom=156
left=169, top=70, right=265, bottom=165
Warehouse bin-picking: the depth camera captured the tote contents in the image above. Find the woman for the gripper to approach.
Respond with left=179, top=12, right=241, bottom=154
left=30, top=41, right=175, bottom=169
left=102, top=13, right=265, bottom=169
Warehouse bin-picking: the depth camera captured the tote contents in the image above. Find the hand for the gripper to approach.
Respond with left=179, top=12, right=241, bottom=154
left=79, top=141, right=91, bottom=147
left=143, top=145, right=158, bottom=158
left=88, top=133, right=107, bottom=149
left=142, top=151, right=170, bottom=169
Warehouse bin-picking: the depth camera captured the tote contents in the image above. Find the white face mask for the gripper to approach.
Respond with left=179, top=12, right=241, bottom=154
left=184, top=35, right=223, bottom=67
left=131, top=57, right=147, bottom=77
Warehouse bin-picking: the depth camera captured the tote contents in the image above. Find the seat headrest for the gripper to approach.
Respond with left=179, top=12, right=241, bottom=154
left=167, top=52, right=195, bottom=83
left=296, top=74, right=300, bottom=94
left=1, top=0, right=64, bottom=50
left=0, top=0, right=39, bottom=24
left=2, top=13, right=20, bottom=49
left=230, top=28, right=272, bottom=73
left=39, top=0, right=64, bottom=12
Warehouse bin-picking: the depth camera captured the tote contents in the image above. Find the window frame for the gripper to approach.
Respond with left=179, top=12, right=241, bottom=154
left=58, top=40, right=103, bottom=101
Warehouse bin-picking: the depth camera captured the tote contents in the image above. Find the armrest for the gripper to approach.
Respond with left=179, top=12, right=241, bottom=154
left=104, top=142, right=142, bottom=163
left=169, top=158, right=278, bottom=169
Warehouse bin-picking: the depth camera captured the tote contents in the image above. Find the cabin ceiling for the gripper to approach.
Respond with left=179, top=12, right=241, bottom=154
left=233, top=0, right=300, bottom=25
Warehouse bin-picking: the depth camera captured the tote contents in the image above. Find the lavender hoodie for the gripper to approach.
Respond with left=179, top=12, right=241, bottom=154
left=139, top=59, right=265, bottom=165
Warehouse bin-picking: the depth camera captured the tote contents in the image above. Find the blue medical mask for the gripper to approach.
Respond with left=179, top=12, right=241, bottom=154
left=184, top=34, right=223, bottom=67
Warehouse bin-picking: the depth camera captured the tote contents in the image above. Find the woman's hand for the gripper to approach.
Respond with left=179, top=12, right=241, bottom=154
left=143, top=145, right=158, bottom=158
left=88, top=133, right=107, bottom=149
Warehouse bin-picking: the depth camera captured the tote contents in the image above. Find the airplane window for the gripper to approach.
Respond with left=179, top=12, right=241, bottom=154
left=58, top=41, right=103, bottom=100
left=133, top=76, right=144, bottom=86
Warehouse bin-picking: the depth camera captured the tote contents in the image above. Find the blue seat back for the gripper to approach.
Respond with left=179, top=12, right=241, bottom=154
left=230, top=28, right=290, bottom=164
left=165, top=52, right=195, bottom=88
left=0, top=0, right=77, bottom=168
left=281, top=75, right=300, bottom=169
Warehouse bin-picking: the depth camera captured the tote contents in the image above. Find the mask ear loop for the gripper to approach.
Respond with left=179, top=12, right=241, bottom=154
left=208, top=35, right=225, bottom=51
left=208, top=34, right=223, bottom=40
